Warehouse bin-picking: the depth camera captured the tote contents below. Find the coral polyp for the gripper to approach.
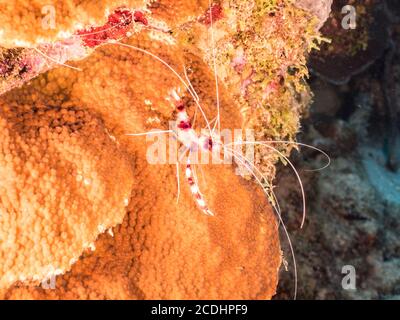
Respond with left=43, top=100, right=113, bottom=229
left=0, top=0, right=331, bottom=299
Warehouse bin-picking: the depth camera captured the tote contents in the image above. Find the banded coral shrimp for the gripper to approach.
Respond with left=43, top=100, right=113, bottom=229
left=28, top=5, right=330, bottom=300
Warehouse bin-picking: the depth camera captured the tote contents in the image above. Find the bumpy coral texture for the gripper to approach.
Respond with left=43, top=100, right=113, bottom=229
left=0, top=104, right=134, bottom=289
left=0, top=0, right=208, bottom=47
left=0, top=0, right=328, bottom=299
left=0, top=34, right=281, bottom=299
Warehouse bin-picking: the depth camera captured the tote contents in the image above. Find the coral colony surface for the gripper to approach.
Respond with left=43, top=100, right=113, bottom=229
left=0, top=0, right=333, bottom=299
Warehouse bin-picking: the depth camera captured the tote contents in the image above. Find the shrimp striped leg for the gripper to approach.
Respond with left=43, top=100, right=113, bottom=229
left=185, top=159, right=214, bottom=216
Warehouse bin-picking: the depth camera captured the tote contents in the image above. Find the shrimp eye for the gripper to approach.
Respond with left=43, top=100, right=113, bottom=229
left=176, top=102, right=185, bottom=111
left=205, top=137, right=213, bottom=151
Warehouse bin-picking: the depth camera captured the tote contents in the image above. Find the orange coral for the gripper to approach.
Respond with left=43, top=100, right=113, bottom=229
left=0, top=0, right=211, bottom=48
left=0, top=101, right=134, bottom=290
left=0, top=0, right=330, bottom=300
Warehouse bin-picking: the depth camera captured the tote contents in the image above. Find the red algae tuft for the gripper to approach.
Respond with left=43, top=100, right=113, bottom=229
left=199, top=3, right=224, bottom=26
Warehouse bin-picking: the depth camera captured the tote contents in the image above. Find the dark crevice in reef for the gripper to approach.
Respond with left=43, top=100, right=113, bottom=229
left=274, top=0, right=400, bottom=299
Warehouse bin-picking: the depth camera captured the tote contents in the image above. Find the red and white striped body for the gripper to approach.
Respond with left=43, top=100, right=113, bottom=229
left=171, top=89, right=214, bottom=153
left=185, top=160, right=214, bottom=216
left=170, top=89, right=217, bottom=216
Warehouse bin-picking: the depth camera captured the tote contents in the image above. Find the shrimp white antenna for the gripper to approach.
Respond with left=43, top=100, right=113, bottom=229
left=110, top=41, right=214, bottom=137
left=183, top=66, right=200, bottom=129
left=125, top=129, right=174, bottom=136
left=34, top=47, right=83, bottom=71
left=223, top=144, right=282, bottom=225
left=244, top=140, right=331, bottom=172
left=183, top=66, right=200, bottom=102
left=183, top=66, right=203, bottom=128
left=226, top=139, right=331, bottom=228
left=223, top=146, right=298, bottom=300
left=208, top=0, right=221, bottom=135
left=228, top=141, right=307, bottom=229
